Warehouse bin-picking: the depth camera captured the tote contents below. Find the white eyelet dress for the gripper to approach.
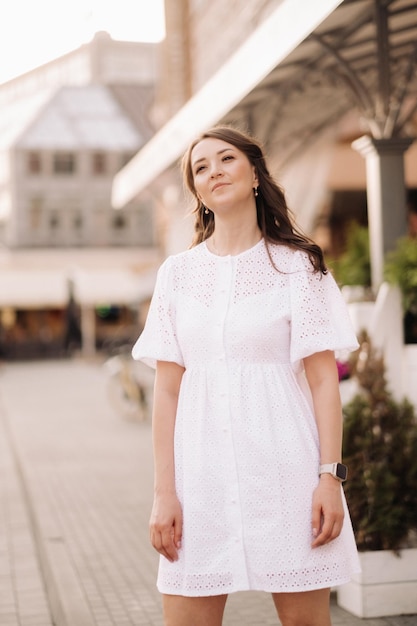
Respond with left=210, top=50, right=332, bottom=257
left=132, top=239, right=361, bottom=597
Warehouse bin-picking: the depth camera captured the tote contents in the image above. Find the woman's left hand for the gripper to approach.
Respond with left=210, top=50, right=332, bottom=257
left=311, top=474, right=344, bottom=547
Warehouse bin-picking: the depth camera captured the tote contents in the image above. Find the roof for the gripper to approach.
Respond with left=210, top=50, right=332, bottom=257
left=109, top=84, right=155, bottom=143
left=112, top=0, right=417, bottom=208
left=0, top=89, right=54, bottom=151
left=225, top=0, right=417, bottom=164
left=16, top=85, right=150, bottom=151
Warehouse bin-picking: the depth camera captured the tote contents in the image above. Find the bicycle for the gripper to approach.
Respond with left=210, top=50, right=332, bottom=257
left=104, top=349, right=154, bottom=421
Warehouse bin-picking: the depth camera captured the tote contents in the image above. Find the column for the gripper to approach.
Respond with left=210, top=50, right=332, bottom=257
left=352, top=136, right=413, bottom=291
left=80, top=305, right=96, bottom=357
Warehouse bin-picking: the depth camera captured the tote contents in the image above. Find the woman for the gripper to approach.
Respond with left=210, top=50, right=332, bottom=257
left=132, top=126, right=361, bottom=626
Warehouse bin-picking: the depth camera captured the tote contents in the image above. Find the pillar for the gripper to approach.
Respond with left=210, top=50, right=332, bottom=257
left=352, top=136, right=413, bottom=291
left=80, top=305, right=96, bottom=357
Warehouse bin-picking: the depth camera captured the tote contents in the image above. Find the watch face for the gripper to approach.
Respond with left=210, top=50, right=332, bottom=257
left=336, top=463, right=348, bottom=481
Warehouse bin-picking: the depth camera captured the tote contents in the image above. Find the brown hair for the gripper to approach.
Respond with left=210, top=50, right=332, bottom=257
left=181, top=125, right=327, bottom=273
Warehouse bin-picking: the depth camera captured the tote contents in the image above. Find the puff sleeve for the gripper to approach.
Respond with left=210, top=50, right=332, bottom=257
left=132, top=257, right=184, bottom=368
left=289, top=250, right=359, bottom=367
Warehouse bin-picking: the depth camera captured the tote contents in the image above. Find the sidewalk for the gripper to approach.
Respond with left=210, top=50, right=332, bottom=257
left=0, top=359, right=415, bottom=626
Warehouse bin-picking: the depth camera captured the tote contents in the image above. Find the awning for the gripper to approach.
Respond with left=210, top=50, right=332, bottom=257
left=0, top=248, right=159, bottom=309
left=71, top=268, right=156, bottom=307
left=0, top=268, right=156, bottom=309
left=111, top=0, right=344, bottom=208
left=0, top=270, right=68, bottom=308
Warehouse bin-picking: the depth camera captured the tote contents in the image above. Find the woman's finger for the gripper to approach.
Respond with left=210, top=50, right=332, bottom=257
left=151, top=529, right=177, bottom=562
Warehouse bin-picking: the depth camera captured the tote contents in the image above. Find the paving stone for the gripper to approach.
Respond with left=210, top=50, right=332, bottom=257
left=0, top=387, right=54, bottom=626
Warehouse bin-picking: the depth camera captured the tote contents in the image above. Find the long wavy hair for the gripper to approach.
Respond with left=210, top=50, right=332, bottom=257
left=181, top=125, right=327, bottom=274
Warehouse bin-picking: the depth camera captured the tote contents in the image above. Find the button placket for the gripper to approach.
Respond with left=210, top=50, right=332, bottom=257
left=215, top=258, right=232, bottom=362
left=217, top=260, right=248, bottom=584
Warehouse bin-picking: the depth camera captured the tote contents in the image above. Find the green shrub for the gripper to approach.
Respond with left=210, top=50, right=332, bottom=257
left=343, top=333, right=417, bottom=552
left=329, top=223, right=371, bottom=287
left=384, top=236, right=417, bottom=314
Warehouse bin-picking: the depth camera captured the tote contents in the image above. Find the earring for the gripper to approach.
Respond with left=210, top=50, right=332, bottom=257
left=254, top=187, right=259, bottom=197
left=203, top=205, right=210, bottom=215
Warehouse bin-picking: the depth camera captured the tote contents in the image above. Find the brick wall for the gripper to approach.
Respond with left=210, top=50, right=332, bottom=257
left=155, top=0, right=281, bottom=123
left=189, top=0, right=281, bottom=92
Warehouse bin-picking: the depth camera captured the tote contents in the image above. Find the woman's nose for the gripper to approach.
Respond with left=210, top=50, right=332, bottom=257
left=209, top=164, right=223, bottom=178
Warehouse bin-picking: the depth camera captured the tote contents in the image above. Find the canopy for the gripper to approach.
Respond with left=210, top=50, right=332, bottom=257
left=0, top=270, right=68, bottom=308
left=112, top=0, right=417, bottom=208
left=0, top=268, right=156, bottom=309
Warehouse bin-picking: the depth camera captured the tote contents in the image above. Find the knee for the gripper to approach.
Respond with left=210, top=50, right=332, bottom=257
left=278, top=613, right=328, bottom=626
left=272, top=589, right=331, bottom=626
left=278, top=616, right=314, bottom=626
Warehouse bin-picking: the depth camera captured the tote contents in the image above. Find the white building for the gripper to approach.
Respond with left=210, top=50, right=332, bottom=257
left=0, top=33, right=160, bottom=358
left=0, top=31, right=157, bottom=249
left=6, top=84, right=154, bottom=249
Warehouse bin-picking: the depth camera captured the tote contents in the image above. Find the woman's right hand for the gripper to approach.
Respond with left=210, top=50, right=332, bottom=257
left=149, top=491, right=183, bottom=562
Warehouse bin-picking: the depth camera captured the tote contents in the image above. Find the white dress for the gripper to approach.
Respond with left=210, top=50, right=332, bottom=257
left=132, top=239, right=361, bottom=596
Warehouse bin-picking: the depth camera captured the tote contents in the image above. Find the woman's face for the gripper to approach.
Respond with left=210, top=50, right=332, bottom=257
left=190, top=137, right=258, bottom=213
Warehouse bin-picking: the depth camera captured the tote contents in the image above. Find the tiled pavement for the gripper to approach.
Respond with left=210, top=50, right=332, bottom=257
left=0, top=359, right=415, bottom=626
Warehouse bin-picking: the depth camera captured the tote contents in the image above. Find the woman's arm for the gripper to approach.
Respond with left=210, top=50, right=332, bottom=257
left=149, top=360, right=185, bottom=562
left=303, top=350, right=345, bottom=548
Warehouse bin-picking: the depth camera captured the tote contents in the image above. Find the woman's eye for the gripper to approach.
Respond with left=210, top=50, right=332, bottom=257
left=222, top=155, right=234, bottom=162
left=195, top=165, right=206, bottom=174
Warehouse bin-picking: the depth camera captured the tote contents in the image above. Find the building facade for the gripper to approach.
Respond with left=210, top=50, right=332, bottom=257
left=0, top=33, right=160, bottom=358
left=8, top=84, right=154, bottom=249
left=154, top=0, right=280, bottom=125
left=0, top=32, right=157, bottom=250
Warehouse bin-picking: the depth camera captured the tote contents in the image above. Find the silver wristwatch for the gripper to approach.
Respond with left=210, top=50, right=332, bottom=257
left=319, top=462, right=348, bottom=482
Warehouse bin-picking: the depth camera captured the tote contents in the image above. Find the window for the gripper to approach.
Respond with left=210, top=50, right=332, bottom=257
left=49, top=211, right=59, bottom=229
left=27, top=152, right=42, bottom=174
left=29, top=197, right=43, bottom=229
left=92, top=152, right=107, bottom=175
left=73, top=211, right=83, bottom=230
left=119, top=152, right=134, bottom=169
left=53, top=153, right=75, bottom=174
left=112, top=214, right=126, bottom=229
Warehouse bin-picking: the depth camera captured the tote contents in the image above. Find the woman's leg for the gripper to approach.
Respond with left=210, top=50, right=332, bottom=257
left=162, top=594, right=228, bottom=626
left=272, top=588, right=331, bottom=626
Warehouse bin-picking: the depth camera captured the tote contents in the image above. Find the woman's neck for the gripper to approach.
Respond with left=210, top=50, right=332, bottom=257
left=208, top=222, right=262, bottom=257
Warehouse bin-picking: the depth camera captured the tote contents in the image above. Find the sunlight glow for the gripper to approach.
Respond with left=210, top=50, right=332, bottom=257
left=0, top=0, right=165, bottom=84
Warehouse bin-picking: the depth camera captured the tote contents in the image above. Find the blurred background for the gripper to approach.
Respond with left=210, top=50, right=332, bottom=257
left=0, top=0, right=165, bottom=361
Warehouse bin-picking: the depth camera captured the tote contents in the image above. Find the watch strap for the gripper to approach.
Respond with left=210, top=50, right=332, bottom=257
left=319, top=462, right=348, bottom=482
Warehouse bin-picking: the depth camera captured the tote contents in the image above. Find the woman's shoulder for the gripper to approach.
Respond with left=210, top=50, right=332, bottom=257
left=158, top=244, right=204, bottom=273
left=267, top=242, right=314, bottom=273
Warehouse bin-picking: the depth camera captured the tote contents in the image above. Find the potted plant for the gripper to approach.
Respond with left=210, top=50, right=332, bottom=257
left=328, top=223, right=375, bottom=362
left=384, top=236, right=417, bottom=344
left=337, top=332, right=417, bottom=618
left=329, top=222, right=372, bottom=302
